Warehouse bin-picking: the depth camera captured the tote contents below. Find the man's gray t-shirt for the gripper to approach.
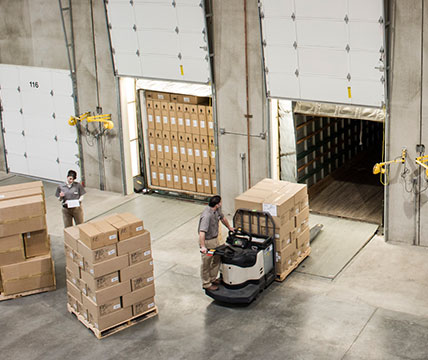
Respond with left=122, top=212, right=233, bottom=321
left=198, top=206, right=224, bottom=240
left=55, top=182, right=86, bottom=206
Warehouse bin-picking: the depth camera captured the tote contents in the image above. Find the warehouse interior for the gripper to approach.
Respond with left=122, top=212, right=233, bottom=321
left=2, top=0, right=428, bottom=358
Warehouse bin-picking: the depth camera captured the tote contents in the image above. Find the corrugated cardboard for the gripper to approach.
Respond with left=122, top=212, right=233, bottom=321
left=81, top=269, right=120, bottom=291
left=90, top=306, right=133, bottom=331
left=133, top=297, right=155, bottom=316
left=78, top=221, right=118, bottom=250
left=23, top=229, right=50, bottom=258
left=105, top=214, right=130, bottom=241
left=275, top=241, right=296, bottom=265
left=0, top=187, right=44, bottom=202
left=64, top=226, right=79, bottom=251
left=84, top=254, right=128, bottom=278
left=0, top=234, right=25, bottom=266
left=117, top=231, right=151, bottom=256
left=122, top=283, right=155, bottom=308
left=129, top=248, right=152, bottom=266
left=77, top=240, right=117, bottom=265
left=0, top=195, right=45, bottom=223
left=66, top=267, right=83, bottom=291
left=67, top=280, right=82, bottom=303
left=0, top=215, right=46, bottom=237
left=64, top=244, right=75, bottom=263
left=68, top=293, right=79, bottom=313
left=296, top=226, right=310, bottom=249
left=234, top=193, right=264, bottom=212
left=0, top=254, right=53, bottom=290
left=73, top=251, right=84, bottom=269
left=116, top=213, right=144, bottom=238
left=295, top=206, right=310, bottom=228
left=0, top=181, right=43, bottom=193
left=131, top=271, right=154, bottom=291
left=121, top=258, right=154, bottom=282
left=86, top=279, right=131, bottom=304
left=82, top=294, right=122, bottom=317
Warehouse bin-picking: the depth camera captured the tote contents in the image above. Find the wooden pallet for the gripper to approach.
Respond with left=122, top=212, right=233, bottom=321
left=67, top=303, right=158, bottom=339
left=275, top=247, right=312, bottom=282
left=0, top=284, right=56, bottom=301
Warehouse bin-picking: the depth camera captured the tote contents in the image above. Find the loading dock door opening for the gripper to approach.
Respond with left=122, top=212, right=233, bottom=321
left=260, top=0, right=386, bottom=108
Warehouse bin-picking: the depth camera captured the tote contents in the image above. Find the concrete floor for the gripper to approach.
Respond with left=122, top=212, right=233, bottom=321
left=1, top=173, right=428, bottom=359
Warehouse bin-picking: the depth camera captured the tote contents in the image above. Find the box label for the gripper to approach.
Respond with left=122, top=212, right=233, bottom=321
left=203, top=150, right=208, bottom=158
left=136, top=226, right=143, bottom=232
left=213, top=180, right=217, bottom=187
left=160, top=173, right=165, bottom=181
left=156, top=115, right=161, bottom=123
left=209, top=122, right=214, bottom=129
left=211, top=151, right=215, bottom=158
left=112, top=276, right=119, bottom=283
left=173, top=146, right=178, bottom=154
left=148, top=114, right=153, bottom=122
left=182, top=176, right=187, bottom=184
left=180, top=147, right=186, bottom=155
left=163, top=116, right=168, bottom=124
left=150, top=144, right=155, bottom=151
left=148, top=302, right=155, bottom=308
left=195, top=149, right=200, bottom=157
left=184, top=97, right=190, bottom=102
left=185, top=118, right=191, bottom=126
left=178, top=117, right=184, bottom=125
left=263, top=203, right=277, bottom=217
left=108, top=249, right=116, bottom=256
left=166, top=174, right=171, bottom=181
left=157, top=145, right=162, bottom=152
left=164, top=146, right=169, bottom=153
left=193, top=120, right=198, bottom=128
left=174, top=175, right=179, bottom=182
left=113, top=303, right=121, bottom=310
left=171, top=117, right=176, bottom=125
left=152, top=172, right=157, bottom=179
left=189, top=177, right=194, bottom=185
left=109, top=234, right=117, bottom=240
left=197, top=178, right=202, bottom=185
left=200, top=121, right=205, bottom=128
left=204, top=179, right=209, bottom=186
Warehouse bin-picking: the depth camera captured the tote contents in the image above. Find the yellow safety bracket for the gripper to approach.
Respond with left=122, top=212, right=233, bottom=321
left=68, top=112, right=113, bottom=130
left=415, top=155, right=428, bottom=177
left=373, top=148, right=407, bottom=175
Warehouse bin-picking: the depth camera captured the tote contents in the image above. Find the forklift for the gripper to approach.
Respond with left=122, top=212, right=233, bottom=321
left=205, top=209, right=322, bottom=305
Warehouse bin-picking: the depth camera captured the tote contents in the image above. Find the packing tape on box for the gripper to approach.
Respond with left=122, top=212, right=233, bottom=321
left=0, top=246, right=23, bottom=254
left=2, top=270, right=52, bottom=283
left=0, top=214, right=46, bottom=225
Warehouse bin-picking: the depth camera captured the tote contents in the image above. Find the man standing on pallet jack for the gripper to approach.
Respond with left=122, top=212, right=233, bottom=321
left=198, top=195, right=234, bottom=291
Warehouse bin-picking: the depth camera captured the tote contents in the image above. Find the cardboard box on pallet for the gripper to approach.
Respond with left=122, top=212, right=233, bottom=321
left=275, top=241, right=297, bottom=274
left=117, top=231, right=151, bottom=266
left=85, top=279, right=130, bottom=304
left=78, top=221, right=118, bottom=250
left=0, top=234, right=25, bottom=266
left=133, top=296, right=156, bottom=316
left=0, top=216, right=46, bottom=238
left=23, top=229, right=50, bottom=258
left=90, top=306, right=133, bottom=332
left=131, top=271, right=154, bottom=291
left=83, top=254, right=128, bottom=278
left=77, top=240, right=117, bottom=265
left=0, top=187, right=44, bottom=202
left=0, top=195, right=45, bottom=223
left=82, top=294, right=122, bottom=317
left=122, top=283, right=155, bottom=308
left=1, top=254, right=55, bottom=295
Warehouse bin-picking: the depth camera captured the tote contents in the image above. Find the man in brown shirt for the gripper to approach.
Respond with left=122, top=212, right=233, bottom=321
left=198, top=195, right=233, bottom=291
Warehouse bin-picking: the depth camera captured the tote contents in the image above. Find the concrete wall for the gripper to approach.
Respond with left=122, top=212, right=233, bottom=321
left=387, top=0, right=426, bottom=245
left=0, top=0, right=69, bottom=172
left=72, top=0, right=123, bottom=193
left=213, top=0, right=269, bottom=214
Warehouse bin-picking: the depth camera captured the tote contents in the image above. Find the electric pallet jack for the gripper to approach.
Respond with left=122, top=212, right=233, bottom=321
left=205, top=209, right=277, bottom=304
left=205, top=209, right=323, bottom=305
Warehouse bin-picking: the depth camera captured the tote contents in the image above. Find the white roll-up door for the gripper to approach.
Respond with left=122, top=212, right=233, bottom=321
left=106, top=0, right=210, bottom=84
left=0, top=64, right=79, bottom=182
left=260, top=0, right=386, bottom=108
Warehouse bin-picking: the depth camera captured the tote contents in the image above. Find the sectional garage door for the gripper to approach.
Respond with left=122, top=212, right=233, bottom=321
left=0, top=65, right=79, bottom=182
left=260, top=0, right=386, bottom=108
left=106, top=0, right=211, bottom=84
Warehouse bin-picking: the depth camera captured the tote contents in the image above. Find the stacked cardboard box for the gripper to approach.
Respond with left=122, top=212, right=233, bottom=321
left=234, top=179, right=310, bottom=276
left=146, top=91, right=217, bottom=195
left=0, top=181, right=55, bottom=297
left=65, top=213, right=156, bottom=333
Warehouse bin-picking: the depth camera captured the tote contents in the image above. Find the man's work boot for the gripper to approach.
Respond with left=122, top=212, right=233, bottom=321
left=205, top=284, right=218, bottom=291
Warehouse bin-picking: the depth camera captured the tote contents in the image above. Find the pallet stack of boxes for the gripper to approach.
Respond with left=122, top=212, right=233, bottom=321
left=234, top=179, right=310, bottom=278
left=146, top=91, right=217, bottom=195
left=0, top=181, right=55, bottom=297
left=65, top=213, right=156, bottom=333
